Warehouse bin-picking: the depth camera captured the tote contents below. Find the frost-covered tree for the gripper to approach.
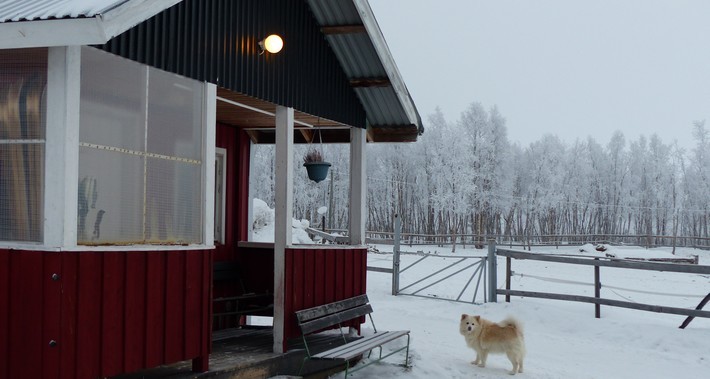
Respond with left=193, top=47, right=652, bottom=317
left=682, top=120, right=710, bottom=238
left=247, top=108, right=707, bottom=246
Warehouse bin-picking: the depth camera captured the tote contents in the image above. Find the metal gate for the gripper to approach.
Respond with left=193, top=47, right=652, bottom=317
left=369, top=215, right=495, bottom=304
left=394, top=251, right=489, bottom=304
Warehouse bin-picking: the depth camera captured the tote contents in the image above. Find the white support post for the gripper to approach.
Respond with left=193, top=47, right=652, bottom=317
left=349, top=126, right=367, bottom=246
left=202, top=83, right=216, bottom=247
left=44, top=46, right=81, bottom=248
left=273, top=106, right=294, bottom=353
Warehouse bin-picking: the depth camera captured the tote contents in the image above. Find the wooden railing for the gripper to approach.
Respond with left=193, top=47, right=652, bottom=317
left=495, top=247, right=710, bottom=323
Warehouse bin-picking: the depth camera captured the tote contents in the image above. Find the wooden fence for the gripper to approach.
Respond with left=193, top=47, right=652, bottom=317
left=495, top=247, right=710, bottom=322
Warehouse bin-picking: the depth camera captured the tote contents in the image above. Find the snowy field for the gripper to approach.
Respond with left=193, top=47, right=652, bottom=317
left=349, top=244, right=710, bottom=379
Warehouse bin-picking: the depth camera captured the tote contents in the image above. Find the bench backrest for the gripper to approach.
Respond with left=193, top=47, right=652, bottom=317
left=296, top=294, right=372, bottom=335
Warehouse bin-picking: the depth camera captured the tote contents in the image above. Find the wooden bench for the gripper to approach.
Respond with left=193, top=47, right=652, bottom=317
left=212, top=261, right=273, bottom=330
left=295, top=294, right=410, bottom=377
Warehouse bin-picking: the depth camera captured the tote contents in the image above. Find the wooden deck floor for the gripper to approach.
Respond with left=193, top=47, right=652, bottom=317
left=110, top=327, right=358, bottom=379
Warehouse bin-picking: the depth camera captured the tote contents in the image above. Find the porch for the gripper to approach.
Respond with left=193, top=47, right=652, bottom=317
left=112, top=327, right=360, bottom=379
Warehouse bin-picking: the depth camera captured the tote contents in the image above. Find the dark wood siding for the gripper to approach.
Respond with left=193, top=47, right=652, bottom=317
left=100, top=0, right=366, bottom=129
left=0, top=248, right=212, bottom=379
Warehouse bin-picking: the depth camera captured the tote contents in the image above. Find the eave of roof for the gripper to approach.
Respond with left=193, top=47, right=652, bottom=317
left=0, top=0, right=181, bottom=48
left=0, top=0, right=124, bottom=22
left=307, top=0, right=423, bottom=140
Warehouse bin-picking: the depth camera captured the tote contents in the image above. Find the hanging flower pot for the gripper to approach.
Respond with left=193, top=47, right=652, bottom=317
left=303, top=148, right=330, bottom=183
left=303, top=161, right=331, bottom=183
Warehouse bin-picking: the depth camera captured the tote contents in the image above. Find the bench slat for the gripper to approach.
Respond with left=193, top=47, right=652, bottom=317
left=296, top=294, right=369, bottom=322
left=313, top=330, right=410, bottom=361
left=298, top=304, right=373, bottom=335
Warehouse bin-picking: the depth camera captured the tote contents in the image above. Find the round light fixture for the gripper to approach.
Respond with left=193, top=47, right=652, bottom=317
left=262, top=34, right=283, bottom=54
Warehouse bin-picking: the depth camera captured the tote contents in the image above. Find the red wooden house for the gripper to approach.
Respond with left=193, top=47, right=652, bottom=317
left=0, top=1, right=422, bottom=378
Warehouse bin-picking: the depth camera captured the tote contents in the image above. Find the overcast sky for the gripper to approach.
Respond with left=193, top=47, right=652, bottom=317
left=368, top=0, right=710, bottom=150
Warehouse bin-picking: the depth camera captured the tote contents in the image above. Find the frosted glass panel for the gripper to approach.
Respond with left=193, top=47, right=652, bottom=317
left=0, top=48, right=47, bottom=242
left=80, top=48, right=146, bottom=151
left=145, top=158, right=202, bottom=243
left=79, top=46, right=204, bottom=246
left=147, top=69, right=203, bottom=160
left=77, top=147, right=144, bottom=244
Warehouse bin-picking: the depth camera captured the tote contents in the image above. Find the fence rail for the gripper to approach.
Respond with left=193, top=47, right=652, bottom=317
left=496, top=246, right=710, bottom=321
left=354, top=230, right=710, bottom=250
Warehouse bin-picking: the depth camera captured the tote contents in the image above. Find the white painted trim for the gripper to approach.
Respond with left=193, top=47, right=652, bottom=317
left=203, top=83, right=217, bottom=246
left=349, top=127, right=367, bottom=245
left=214, top=147, right=227, bottom=244
left=44, top=47, right=67, bottom=247
left=0, top=0, right=181, bottom=49
left=0, top=18, right=106, bottom=48
left=273, top=106, right=294, bottom=354
left=0, top=243, right=214, bottom=252
left=44, top=46, right=81, bottom=248
left=216, top=96, right=314, bottom=128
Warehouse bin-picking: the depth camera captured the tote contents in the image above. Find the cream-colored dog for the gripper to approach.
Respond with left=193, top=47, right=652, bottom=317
left=459, top=314, right=525, bottom=375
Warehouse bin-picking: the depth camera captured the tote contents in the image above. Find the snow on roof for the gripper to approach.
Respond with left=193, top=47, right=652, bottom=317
left=0, top=0, right=126, bottom=23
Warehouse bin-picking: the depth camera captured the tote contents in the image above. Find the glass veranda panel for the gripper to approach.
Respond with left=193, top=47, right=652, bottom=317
left=0, top=48, right=47, bottom=243
left=78, top=47, right=204, bottom=245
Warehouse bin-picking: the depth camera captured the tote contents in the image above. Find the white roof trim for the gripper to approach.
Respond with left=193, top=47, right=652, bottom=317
left=353, top=0, right=421, bottom=129
left=0, top=0, right=181, bottom=49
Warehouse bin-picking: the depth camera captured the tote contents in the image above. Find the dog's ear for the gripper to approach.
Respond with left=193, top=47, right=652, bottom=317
left=460, top=314, right=467, bottom=320
left=474, top=315, right=480, bottom=321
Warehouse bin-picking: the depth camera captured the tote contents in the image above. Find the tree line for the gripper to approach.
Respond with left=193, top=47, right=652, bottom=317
left=251, top=104, right=710, bottom=245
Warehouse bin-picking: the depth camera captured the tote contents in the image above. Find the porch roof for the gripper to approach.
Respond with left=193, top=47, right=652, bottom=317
left=0, top=0, right=423, bottom=143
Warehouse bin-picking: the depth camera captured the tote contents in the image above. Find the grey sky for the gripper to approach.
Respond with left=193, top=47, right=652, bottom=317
left=369, top=0, right=710, bottom=150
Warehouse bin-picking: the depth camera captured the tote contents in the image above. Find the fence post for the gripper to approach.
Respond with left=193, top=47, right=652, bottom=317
left=392, top=214, right=401, bottom=296
left=505, top=256, right=511, bottom=303
left=487, top=239, right=497, bottom=303
left=594, top=258, right=601, bottom=318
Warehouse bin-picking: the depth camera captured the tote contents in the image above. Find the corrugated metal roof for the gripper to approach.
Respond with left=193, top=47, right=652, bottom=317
left=307, top=0, right=423, bottom=136
left=0, top=0, right=423, bottom=140
left=0, top=0, right=126, bottom=22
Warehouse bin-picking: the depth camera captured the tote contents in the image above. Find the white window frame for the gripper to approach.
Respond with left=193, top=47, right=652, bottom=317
left=214, top=147, right=227, bottom=245
left=0, top=46, right=216, bottom=251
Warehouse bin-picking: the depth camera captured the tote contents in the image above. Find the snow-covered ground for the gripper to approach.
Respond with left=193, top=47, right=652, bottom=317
left=351, top=244, right=710, bottom=378
left=248, top=199, right=710, bottom=378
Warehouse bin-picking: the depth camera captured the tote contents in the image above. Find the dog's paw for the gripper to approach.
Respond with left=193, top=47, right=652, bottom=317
left=508, top=370, right=517, bottom=375
left=477, top=363, right=486, bottom=368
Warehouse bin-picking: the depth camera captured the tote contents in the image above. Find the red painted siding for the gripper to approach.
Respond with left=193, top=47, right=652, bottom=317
left=0, top=248, right=212, bottom=379
left=283, top=247, right=367, bottom=346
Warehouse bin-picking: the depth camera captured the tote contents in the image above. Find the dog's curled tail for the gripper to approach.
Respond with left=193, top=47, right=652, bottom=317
left=500, top=317, right=524, bottom=335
